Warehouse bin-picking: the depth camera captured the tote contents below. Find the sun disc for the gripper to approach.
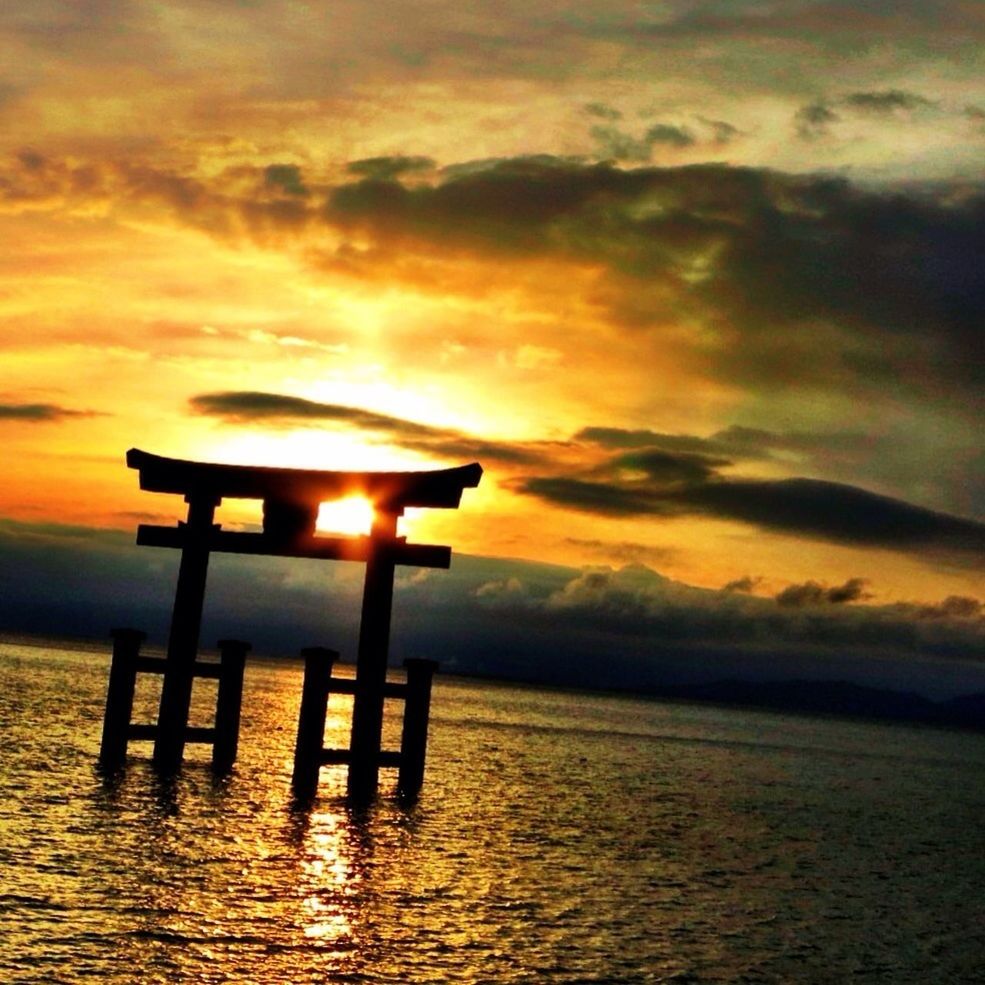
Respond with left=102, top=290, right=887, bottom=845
left=316, top=496, right=375, bottom=536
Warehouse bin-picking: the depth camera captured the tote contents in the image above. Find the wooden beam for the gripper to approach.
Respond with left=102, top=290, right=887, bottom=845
left=320, top=749, right=402, bottom=768
left=132, top=655, right=224, bottom=679
left=323, top=678, right=408, bottom=699
left=135, top=524, right=452, bottom=568
left=128, top=724, right=216, bottom=743
left=127, top=448, right=482, bottom=511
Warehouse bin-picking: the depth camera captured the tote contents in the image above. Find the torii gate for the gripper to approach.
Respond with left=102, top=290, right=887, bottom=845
left=100, top=447, right=481, bottom=799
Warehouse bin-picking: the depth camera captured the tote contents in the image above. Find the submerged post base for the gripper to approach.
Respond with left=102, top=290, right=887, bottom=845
left=99, top=629, right=252, bottom=774
left=397, top=658, right=439, bottom=799
left=290, top=648, right=440, bottom=801
left=98, top=628, right=148, bottom=770
left=292, top=647, right=339, bottom=799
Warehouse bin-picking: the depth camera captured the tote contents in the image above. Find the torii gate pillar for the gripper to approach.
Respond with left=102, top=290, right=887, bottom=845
left=154, top=493, right=219, bottom=772
left=349, top=508, right=400, bottom=798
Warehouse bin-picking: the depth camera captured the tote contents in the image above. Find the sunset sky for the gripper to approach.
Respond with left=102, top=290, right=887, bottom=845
left=1, top=2, right=982, bottom=693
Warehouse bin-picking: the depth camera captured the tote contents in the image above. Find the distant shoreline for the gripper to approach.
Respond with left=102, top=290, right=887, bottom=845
left=3, top=630, right=982, bottom=734
left=639, top=679, right=985, bottom=734
left=441, top=666, right=985, bottom=734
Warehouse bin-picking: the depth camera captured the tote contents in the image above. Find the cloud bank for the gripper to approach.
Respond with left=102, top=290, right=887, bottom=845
left=5, top=152, right=982, bottom=425
left=1, top=518, right=980, bottom=700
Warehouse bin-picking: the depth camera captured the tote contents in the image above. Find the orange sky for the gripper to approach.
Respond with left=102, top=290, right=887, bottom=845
left=1, top=1, right=983, bottom=620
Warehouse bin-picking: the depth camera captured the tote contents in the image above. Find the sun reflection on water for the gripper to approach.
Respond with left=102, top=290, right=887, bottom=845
left=296, top=808, right=364, bottom=948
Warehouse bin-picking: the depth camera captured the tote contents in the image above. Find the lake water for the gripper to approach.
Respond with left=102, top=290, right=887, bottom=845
left=1, top=638, right=983, bottom=984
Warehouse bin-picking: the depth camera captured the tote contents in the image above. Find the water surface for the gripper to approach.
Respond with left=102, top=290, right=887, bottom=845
left=1, top=640, right=983, bottom=983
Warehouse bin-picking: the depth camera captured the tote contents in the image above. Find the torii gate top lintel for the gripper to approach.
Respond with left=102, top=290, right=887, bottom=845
left=127, top=448, right=482, bottom=567
left=127, top=448, right=483, bottom=512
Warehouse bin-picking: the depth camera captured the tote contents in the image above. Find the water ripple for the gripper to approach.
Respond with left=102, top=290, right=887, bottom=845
left=1, top=644, right=984, bottom=983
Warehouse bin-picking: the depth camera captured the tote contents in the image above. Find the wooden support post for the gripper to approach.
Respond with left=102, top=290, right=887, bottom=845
left=99, top=628, right=147, bottom=770
left=292, top=646, right=339, bottom=798
left=212, top=639, right=251, bottom=773
left=398, top=658, right=439, bottom=798
left=347, top=510, right=399, bottom=800
left=153, top=494, right=220, bottom=773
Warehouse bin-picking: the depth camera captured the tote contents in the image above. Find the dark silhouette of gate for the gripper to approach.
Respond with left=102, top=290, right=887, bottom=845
left=99, top=448, right=481, bottom=800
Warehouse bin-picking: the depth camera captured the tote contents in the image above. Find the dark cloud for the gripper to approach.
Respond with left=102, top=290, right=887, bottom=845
left=843, top=89, right=934, bottom=114
left=775, top=577, right=871, bottom=607
left=589, top=125, right=655, bottom=163
left=914, top=595, right=982, bottom=620
left=696, top=116, right=740, bottom=144
left=723, top=575, right=760, bottom=594
left=396, top=436, right=545, bottom=467
left=608, top=448, right=729, bottom=486
left=525, top=420, right=984, bottom=560
left=191, top=390, right=438, bottom=434
left=463, top=562, right=985, bottom=694
left=564, top=537, right=679, bottom=565
left=189, top=390, right=544, bottom=465
left=16, top=148, right=45, bottom=171
left=0, top=79, right=19, bottom=104
left=577, top=426, right=736, bottom=457
left=577, top=423, right=873, bottom=464
left=0, top=152, right=312, bottom=240
left=264, top=164, right=308, bottom=197
left=322, top=157, right=985, bottom=398
left=346, top=156, right=435, bottom=180
left=584, top=102, right=622, bottom=121
left=327, top=155, right=641, bottom=253
left=516, top=447, right=985, bottom=560
left=575, top=423, right=982, bottom=520
left=0, top=402, right=93, bottom=421
left=608, top=0, right=985, bottom=44
left=644, top=123, right=695, bottom=148
left=0, top=514, right=367, bottom=653
left=710, top=425, right=871, bottom=457
left=795, top=100, right=840, bottom=138
left=681, top=479, right=985, bottom=556
left=590, top=121, right=697, bottom=161
left=577, top=426, right=687, bottom=450
left=519, top=476, right=670, bottom=516
left=795, top=89, right=935, bottom=140
left=826, top=577, right=872, bottom=603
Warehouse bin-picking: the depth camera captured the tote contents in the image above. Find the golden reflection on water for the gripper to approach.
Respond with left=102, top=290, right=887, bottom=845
left=295, top=807, right=365, bottom=949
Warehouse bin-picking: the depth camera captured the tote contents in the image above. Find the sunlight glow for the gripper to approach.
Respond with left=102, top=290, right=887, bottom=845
left=299, top=810, right=360, bottom=946
left=203, top=430, right=430, bottom=473
left=317, top=496, right=375, bottom=536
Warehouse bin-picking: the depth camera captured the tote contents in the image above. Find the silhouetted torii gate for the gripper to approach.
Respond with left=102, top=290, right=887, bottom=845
left=104, top=447, right=481, bottom=798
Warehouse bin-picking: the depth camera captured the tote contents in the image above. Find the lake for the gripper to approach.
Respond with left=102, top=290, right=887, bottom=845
left=1, top=638, right=983, bottom=983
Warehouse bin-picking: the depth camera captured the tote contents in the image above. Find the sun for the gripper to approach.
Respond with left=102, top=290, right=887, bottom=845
left=316, top=496, right=375, bottom=536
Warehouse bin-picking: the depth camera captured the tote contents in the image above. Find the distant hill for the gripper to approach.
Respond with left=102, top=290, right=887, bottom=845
left=645, top=679, right=985, bottom=732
